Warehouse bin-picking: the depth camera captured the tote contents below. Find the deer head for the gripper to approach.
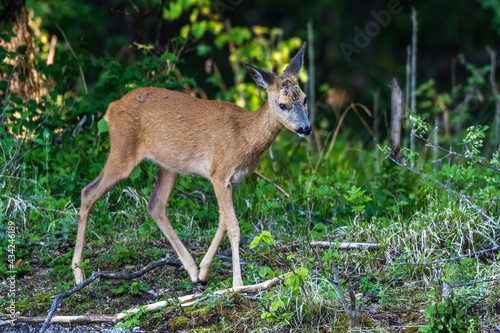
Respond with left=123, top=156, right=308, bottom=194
left=244, top=42, right=311, bottom=137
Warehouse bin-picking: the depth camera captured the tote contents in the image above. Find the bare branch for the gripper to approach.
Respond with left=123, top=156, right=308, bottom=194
left=450, top=277, right=500, bottom=288
left=413, top=132, right=500, bottom=172
left=39, top=256, right=182, bottom=333
left=56, top=24, right=88, bottom=94
left=254, top=238, right=378, bottom=259
left=253, top=171, right=290, bottom=199
left=309, top=241, right=379, bottom=250
left=410, top=7, right=418, bottom=166
left=331, top=261, right=359, bottom=327
left=390, top=78, right=403, bottom=160
left=486, top=46, right=500, bottom=145
left=388, top=155, right=499, bottom=233
left=397, top=245, right=500, bottom=266
left=4, top=271, right=291, bottom=327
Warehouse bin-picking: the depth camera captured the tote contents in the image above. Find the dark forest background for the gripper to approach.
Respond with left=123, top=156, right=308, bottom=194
left=2, top=1, right=500, bottom=331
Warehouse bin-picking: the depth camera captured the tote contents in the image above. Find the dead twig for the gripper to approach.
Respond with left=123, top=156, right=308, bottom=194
left=450, top=277, right=500, bottom=288
left=410, top=7, right=418, bottom=166
left=413, top=133, right=500, bottom=172
left=309, top=241, right=379, bottom=250
left=56, top=24, right=87, bottom=94
left=387, top=155, right=499, bottom=234
left=39, top=256, right=182, bottom=333
left=253, top=171, right=290, bottom=199
left=397, top=245, right=500, bottom=266
left=486, top=46, right=500, bottom=146
left=254, top=238, right=378, bottom=259
left=326, top=103, right=372, bottom=159
left=332, top=260, right=360, bottom=327
left=4, top=272, right=292, bottom=327
left=390, top=78, right=403, bottom=161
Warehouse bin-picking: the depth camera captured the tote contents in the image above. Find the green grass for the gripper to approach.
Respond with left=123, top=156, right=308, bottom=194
left=1, top=128, right=499, bottom=332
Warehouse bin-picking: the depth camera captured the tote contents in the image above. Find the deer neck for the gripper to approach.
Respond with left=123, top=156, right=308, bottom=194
left=245, top=100, right=283, bottom=154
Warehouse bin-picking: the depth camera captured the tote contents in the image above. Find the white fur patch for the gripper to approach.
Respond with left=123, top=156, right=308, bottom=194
left=231, top=170, right=248, bottom=184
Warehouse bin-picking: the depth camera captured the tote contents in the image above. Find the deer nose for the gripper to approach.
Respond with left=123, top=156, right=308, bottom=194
left=296, top=126, right=312, bottom=136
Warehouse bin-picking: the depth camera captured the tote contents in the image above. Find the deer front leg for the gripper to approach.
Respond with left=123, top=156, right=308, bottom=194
left=213, top=183, right=243, bottom=287
left=198, top=222, right=226, bottom=282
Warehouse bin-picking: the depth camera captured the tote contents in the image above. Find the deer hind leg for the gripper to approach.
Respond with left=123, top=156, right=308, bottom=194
left=72, top=153, right=139, bottom=284
left=147, top=167, right=199, bottom=283
left=211, top=183, right=243, bottom=287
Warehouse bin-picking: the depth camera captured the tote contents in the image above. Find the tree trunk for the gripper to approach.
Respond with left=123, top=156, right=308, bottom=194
left=0, top=0, right=43, bottom=102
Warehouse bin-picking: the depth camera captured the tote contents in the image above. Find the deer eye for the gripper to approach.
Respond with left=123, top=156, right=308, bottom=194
left=304, top=97, right=308, bottom=105
left=279, top=103, right=288, bottom=110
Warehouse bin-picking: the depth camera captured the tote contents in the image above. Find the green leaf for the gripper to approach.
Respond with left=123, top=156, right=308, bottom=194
left=297, top=267, right=309, bottom=278
left=270, top=299, right=285, bottom=311
left=461, top=257, right=474, bottom=265
left=192, top=21, right=207, bottom=39
left=163, top=2, right=183, bottom=21
left=260, top=230, right=274, bottom=246
left=130, top=167, right=141, bottom=180
left=250, top=235, right=262, bottom=249
left=98, top=118, right=108, bottom=134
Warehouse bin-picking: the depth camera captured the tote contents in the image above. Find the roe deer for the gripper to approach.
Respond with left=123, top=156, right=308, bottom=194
left=72, top=43, right=311, bottom=287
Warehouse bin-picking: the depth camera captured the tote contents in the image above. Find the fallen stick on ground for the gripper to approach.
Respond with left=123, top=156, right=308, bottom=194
left=37, top=256, right=182, bottom=333
left=0, top=272, right=292, bottom=327
left=310, top=242, right=379, bottom=250
left=255, top=239, right=379, bottom=258
left=116, top=271, right=292, bottom=319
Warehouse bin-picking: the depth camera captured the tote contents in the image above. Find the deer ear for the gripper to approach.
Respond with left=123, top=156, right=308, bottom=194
left=244, top=63, right=276, bottom=89
left=283, top=42, right=306, bottom=79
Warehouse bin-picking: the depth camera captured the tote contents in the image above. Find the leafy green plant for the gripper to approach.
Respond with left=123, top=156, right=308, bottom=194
left=115, top=305, right=148, bottom=330
left=260, top=298, right=292, bottom=323
left=250, top=230, right=274, bottom=249
left=463, top=125, right=488, bottom=162
left=420, top=297, right=477, bottom=333
left=111, top=281, right=149, bottom=296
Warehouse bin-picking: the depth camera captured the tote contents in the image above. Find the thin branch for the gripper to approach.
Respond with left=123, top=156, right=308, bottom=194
left=463, top=196, right=500, bottom=201
left=309, top=241, right=379, bottom=250
left=410, top=7, right=418, bottom=166
left=397, top=245, right=500, bottom=266
left=486, top=46, right=500, bottom=146
left=253, top=171, right=290, bottom=199
left=176, top=188, right=206, bottom=202
left=413, top=132, right=500, bottom=172
left=254, top=239, right=378, bottom=259
left=254, top=235, right=346, bottom=258
left=388, top=155, right=499, bottom=232
left=332, top=261, right=359, bottom=327
left=40, top=256, right=182, bottom=333
left=215, top=254, right=245, bottom=264
left=450, top=277, right=500, bottom=288
left=5, top=272, right=291, bottom=327
left=56, top=24, right=88, bottom=94
left=326, top=103, right=371, bottom=159
left=390, top=78, right=403, bottom=160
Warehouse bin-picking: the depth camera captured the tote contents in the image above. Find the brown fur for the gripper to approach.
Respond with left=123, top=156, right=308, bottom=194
left=71, top=43, right=310, bottom=287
